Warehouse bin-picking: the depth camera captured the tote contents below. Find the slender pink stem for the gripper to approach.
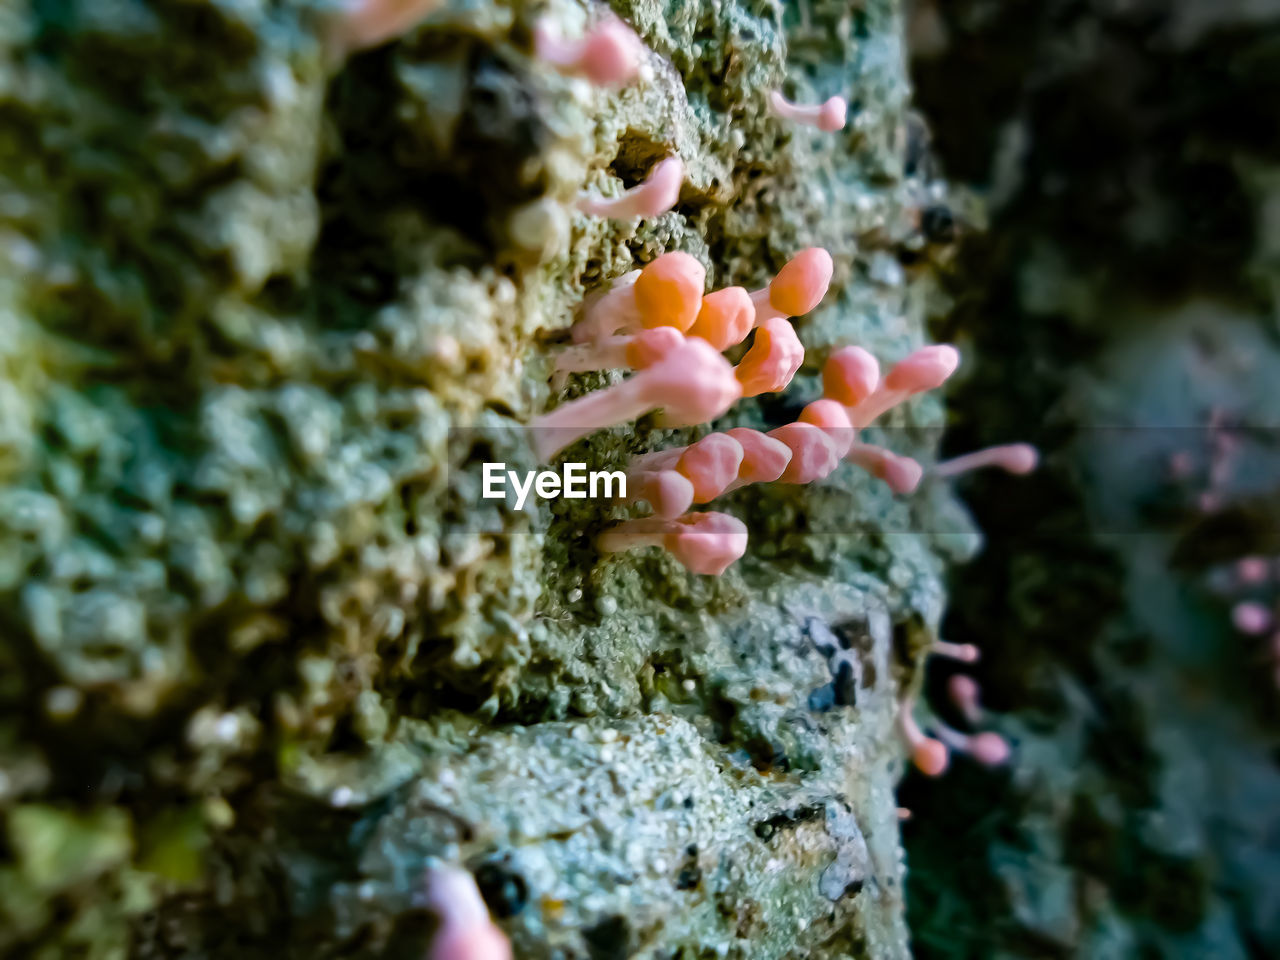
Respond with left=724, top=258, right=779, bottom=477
left=768, top=91, right=848, bottom=131
left=572, top=271, right=641, bottom=344
left=578, top=156, right=683, bottom=220
left=935, top=443, right=1039, bottom=478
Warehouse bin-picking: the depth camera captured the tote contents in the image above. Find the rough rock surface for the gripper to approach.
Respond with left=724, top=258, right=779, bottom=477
left=0, top=0, right=972, bottom=957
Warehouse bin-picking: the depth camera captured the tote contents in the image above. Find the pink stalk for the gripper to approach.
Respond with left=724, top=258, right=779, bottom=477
left=768, top=91, right=848, bottom=132
left=845, top=443, right=923, bottom=495
left=425, top=865, right=512, bottom=960
left=933, top=722, right=1010, bottom=767
left=768, top=422, right=840, bottom=484
left=947, top=675, right=984, bottom=726
left=1233, top=601, right=1273, bottom=636
left=735, top=318, right=805, bottom=397
left=848, top=344, right=959, bottom=428
left=929, top=640, right=979, bottom=662
left=531, top=338, right=739, bottom=460
left=579, top=156, right=683, bottom=219
left=748, top=248, right=834, bottom=323
left=624, top=470, right=695, bottom=519
left=935, top=443, right=1039, bottom=478
left=533, top=16, right=644, bottom=87
left=897, top=698, right=948, bottom=776
left=553, top=326, right=683, bottom=378
left=823, top=345, right=880, bottom=407
left=598, top=511, right=749, bottom=575
left=334, top=0, right=443, bottom=53
left=798, top=399, right=855, bottom=458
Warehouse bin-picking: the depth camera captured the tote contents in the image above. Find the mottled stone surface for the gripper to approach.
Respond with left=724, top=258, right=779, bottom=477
left=0, top=0, right=969, bottom=956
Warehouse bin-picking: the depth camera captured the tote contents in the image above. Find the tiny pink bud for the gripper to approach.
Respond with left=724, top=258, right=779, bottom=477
left=534, top=16, right=644, bottom=87
left=1233, top=601, right=1273, bottom=636
left=579, top=156, right=683, bottom=220
left=735, top=318, right=804, bottom=397
left=768, top=90, right=848, bottom=132
left=823, top=346, right=880, bottom=406
left=768, top=422, right=840, bottom=484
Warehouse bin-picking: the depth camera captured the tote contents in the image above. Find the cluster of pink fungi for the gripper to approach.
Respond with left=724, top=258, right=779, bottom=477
left=533, top=243, right=1039, bottom=577
left=897, top=641, right=1012, bottom=779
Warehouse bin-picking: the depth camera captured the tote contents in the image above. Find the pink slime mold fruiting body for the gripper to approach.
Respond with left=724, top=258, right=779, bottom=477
left=930, top=640, right=980, bottom=662
left=687, top=286, right=756, bottom=350
left=845, top=444, right=923, bottom=495
left=898, top=698, right=949, bottom=777
left=676, top=433, right=745, bottom=502
left=724, top=428, right=794, bottom=486
left=1233, top=601, right=1273, bottom=636
left=625, top=470, right=695, bottom=519
left=335, top=0, right=443, bottom=54
left=947, top=674, right=984, bottom=726
left=735, top=318, right=805, bottom=397
left=629, top=428, right=792, bottom=500
left=553, top=326, right=683, bottom=379
left=935, top=443, right=1040, bottom=478
left=598, top=511, right=748, bottom=575
left=424, top=865, right=512, bottom=960
left=1236, top=556, right=1271, bottom=585
left=573, top=253, right=706, bottom=343
left=579, top=156, right=683, bottom=220
left=531, top=338, right=739, bottom=461
left=798, top=399, right=855, bottom=458
left=848, top=344, right=959, bottom=428
left=534, top=16, right=645, bottom=87
left=934, top=722, right=1011, bottom=767
left=768, top=90, right=848, bottom=132
left=768, top=422, right=841, bottom=484
left=823, top=345, right=881, bottom=407
left=749, top=248, right=835, bottom=324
